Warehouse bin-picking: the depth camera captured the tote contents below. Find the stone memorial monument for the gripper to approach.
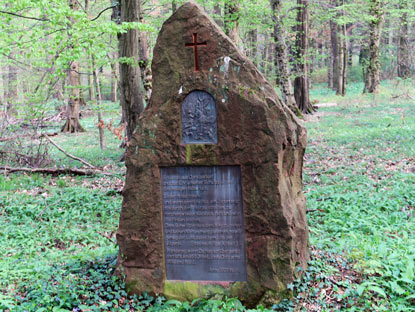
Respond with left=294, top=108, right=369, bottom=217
left=117, top=1, right=309, bottom=306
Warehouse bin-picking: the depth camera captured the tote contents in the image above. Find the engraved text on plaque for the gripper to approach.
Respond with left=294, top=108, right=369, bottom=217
left=161, top=166, right=246, bottom=281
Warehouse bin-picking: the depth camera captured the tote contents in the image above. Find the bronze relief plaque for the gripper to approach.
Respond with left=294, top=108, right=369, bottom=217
left=161, top=166, right=246, bottom=281
left=181, top=90, right=218, bottom=144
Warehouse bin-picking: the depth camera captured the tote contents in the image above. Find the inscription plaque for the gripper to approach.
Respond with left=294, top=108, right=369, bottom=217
left=181, top=91, right=218, bottom=144
left=161, top=166, right=246, bottom=281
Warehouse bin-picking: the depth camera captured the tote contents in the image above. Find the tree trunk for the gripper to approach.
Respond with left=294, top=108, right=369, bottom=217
left=89, top=59, right=96, bottom=103
left=360, top=46, right=369, bottom=93
left=2, top=71, right=7, bottom=107
left=337, top=10, right=347, bottom=96
left=266, top=42, right=274, bottom=78
left=172, top=1, right=177, bottom=13
left=62, top=0, right=85, bottom=132
left=328, top=46, right=334, bottom=88
left=293, top=0, right=313, bottom=114
left=61, top=61, right=85, bottom=132
left=213, top=4, right=224, bottom=28
left=137, top=0, right=152, bottom=103
left=260, top=33, right=268, bottom=74
left=110, top=60, right=118, bottom=103
left=337, top=29, right=345, bottom=95
left=319, top=32, right=325, bottom=69
left=329, top=16, right=339, bottom=90
left=247, top=29, right=258, bottom=64
left=118, top=0, right=145, bottom=141
left=7, top=56, right=17, bottom=115
left=348, top=24, right=354, bottom=66
left=364, top=0, right=383, bottom=94
left=270, top=0, right=297, bottom=114
left=109, top=34, right=118, bottom=103
left=397, top=0, right=409, bottom=79
left=224, top=0, right=240, bottom=44
left=92, top=60, right=105, bottom=150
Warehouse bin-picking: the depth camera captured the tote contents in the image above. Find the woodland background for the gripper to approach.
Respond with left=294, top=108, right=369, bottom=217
left=1, top=0, right=415, bottom=311
left=0, top=0, right=413, bottom=146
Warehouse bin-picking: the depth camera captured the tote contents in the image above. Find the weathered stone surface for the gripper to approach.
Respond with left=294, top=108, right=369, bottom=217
left=117, top=1, right=309, bottom=307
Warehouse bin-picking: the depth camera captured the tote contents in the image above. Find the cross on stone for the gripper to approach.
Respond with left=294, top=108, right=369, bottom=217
left=185, top=33, right=207, bottom=72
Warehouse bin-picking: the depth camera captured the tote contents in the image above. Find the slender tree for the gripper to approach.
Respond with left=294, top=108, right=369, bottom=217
left=336, top=0, right=347, bottom=96
left=329, top=0, right=339, bottom=90
left=213, top=3, right=224, bottom=28
left=397, top=0, right=409, bottom=79
left=270, top=0, right=298, bottom=113
left=110, top=51, right=119, bottom=103
left=118, top=0, right=145, bottom=141
left=61, top=0, right=85, bottom=132
left=2, top=71, right=7, bottom=108
left=294, top=0, right=313, bottom=113
left=7, top=54, right=17, bottom=115
left=92, top=60, right=105, bottom=150
left=224, top=0, right=240, bottom=43
left=246, top=28, right=258, bottom=64
left=364, top=0, right=384, bottom=94
left=137, top=0, right=151, bottom=102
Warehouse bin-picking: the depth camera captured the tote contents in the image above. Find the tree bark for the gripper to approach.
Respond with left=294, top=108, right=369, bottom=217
left=93, top=64, right=105, bottom=150
left=247, top=29, right=258, bottom=64
left=2, top=71, right=7, bottom=107
left=7, top=55, right=17, bottom=115
left=360, top=46, right=369, bottom=93
left=348, top=24, right=354, bottom=66
left=270, top=0, right=297, bottom=113
left=213, top=4, right=224, bottom=28
left=293, top=0, right=313, bottom=114
left=62, top=0, right=85, bottom=132
left=137, top=0, right=152, bottom=102
left=266, top=41, right=274, bottom=77
left=118, top=0, right=145, bottom=141
left=337, top=26, right=345, bottom=95
left=88, top=58, right=96, bottom=103
left=329, top=10, right=339, bottom=90
left=328, top=46, right=334, bottom=88
left=61, top=60, right=85, bottom=132
left=224, top=0, right=240, bottom=44
left=364, top=0, right=383, bottom=94
left=110, top=59, right=118, bottom=103
left=337, top=7, right=347, bottom=96
left=397, top=0, right=409, bottom=79
left=109, top=34, right=118, bottom=103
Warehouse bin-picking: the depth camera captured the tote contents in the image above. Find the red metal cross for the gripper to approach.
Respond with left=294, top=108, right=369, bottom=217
left=185, top=33, right=207, bottom=72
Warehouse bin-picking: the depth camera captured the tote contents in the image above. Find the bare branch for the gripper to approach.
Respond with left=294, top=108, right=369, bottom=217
left=0, top=10, right=50, bottom=22
left=42, top=134, right=96, bottom=169
left=90, top=5, right=116, bottom=21
left=0, top=166, right=108, bottom=176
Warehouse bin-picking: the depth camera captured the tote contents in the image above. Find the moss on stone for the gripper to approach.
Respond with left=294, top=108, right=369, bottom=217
left=163, top=281, right=248, bottom=302
left=164, top=281, right=199, bottom=301
left=186, top=145, right=192, bottom=164
left=126, top=280, right=139, bottom=294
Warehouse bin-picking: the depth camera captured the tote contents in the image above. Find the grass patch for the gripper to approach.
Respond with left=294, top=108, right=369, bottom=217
left=306, top=80, right=415, bottom=311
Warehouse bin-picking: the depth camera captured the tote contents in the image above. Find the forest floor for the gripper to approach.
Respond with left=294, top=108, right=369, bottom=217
left=1, top=81, right=415, bottom=311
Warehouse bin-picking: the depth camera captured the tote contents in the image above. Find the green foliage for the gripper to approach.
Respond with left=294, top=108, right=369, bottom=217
left=0, top=0, right=154, bottom=121
left=307, top=80, right=415, bottom=310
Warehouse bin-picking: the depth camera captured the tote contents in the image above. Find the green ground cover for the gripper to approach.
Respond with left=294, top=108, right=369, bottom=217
left=1, top=81, right=415, bottom=311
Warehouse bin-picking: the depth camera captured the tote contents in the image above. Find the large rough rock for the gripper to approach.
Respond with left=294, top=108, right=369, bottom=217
left=117, top=1, right=309, bottom=307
